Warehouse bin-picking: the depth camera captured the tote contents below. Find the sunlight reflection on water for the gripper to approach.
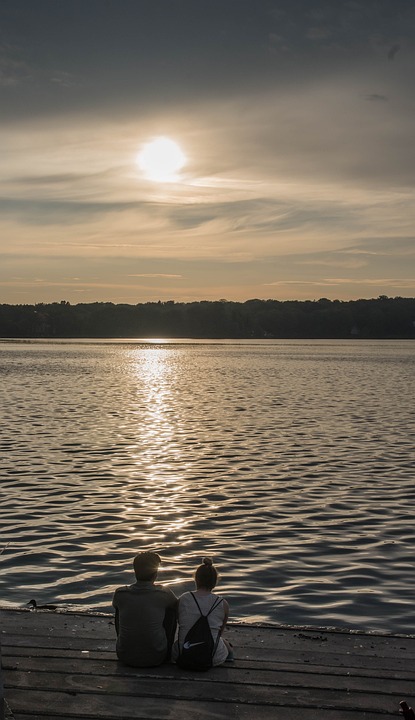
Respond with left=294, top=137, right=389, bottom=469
left=0, top=339, right=414, bottom=632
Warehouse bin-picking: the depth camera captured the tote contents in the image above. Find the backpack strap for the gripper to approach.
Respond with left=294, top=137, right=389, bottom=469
left=190, top=591, right=203, bottom=615
left=207, top=596, right=223, bottom=617
left=190, top=592, right=223, bottom=618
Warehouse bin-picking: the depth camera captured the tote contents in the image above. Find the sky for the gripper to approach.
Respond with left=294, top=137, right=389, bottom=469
left=1, top=0, right=414, bottom=304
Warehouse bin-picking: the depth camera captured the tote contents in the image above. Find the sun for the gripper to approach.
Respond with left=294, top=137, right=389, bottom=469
left=137, top=136, right=186, bottom=182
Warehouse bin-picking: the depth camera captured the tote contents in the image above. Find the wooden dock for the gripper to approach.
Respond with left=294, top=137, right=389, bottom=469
left=1, top=607, right=414, bottom=719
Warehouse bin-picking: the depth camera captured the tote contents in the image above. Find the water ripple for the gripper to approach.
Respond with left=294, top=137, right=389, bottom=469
left=0, top=339, right=414, bottom=632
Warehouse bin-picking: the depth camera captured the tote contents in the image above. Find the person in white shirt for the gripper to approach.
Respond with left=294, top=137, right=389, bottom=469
left=172, top=557, right=233, bottom=666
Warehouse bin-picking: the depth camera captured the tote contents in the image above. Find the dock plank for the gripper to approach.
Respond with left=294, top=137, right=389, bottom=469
left=2, top=636, right=412, bottom=673
left=4, top=647, right=415, bottom=681
left=4, top=667, right=408, bottom=713
left=3, top=655, right=415, bottom=695
left=6, top=690, right=395, bottom=720
left=1, top=608, right=413, bottom=719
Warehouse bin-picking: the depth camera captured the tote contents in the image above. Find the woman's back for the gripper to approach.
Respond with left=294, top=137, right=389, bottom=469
left=178, top=592, right=224, bottom=639
left=174, top=590, right=229, bottom=666
left=172, top=557, right=232, bottom=667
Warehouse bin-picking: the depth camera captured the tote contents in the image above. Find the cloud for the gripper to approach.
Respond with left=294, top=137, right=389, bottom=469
left=388, top=44, right=400, bottom=61
left=298, top=257, right=367, bottom=270
left=7, top=172, right=108, bottom=186
left=306, top=27, right=332, bottom=41
left=127, top=274, right=183, bottom=279
left=263, top=277, right=415, bottom=291
left=0, top=43, right=31, bottom=86
left=365, top=93, right=388, bottom=102
left=0, top=197, right=146, bottom=226
left=1, top=98, right=414, bottom=270
left=344, top=237, right=415, bottom=257
left=325, top=277, right=415, bottom=286
left=49, top=71, right=79, bottom=87
left=264, top=279, right=331, bottom=286
left=0, top=0, right=412, bottom=124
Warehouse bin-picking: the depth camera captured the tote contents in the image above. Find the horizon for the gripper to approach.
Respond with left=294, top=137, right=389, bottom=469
left=1, top=0, right=415, bottom=304
left=2, top=294, right=415, bottom=308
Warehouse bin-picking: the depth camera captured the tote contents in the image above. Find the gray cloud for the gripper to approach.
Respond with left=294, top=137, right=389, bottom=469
left=365, top=93, right=388, bottom=101
left=6, top=168, right=120, bottom=187
left=49, top=71, right=79, bottom=86
left=1, top=0, right=413, bottom=121
left=344, top=237, right=415, bottom=256
left=0, top=43, right=31, bottom=86
left=0, top=197, right=145, bottom=225
left=388, top=44, right=400, bottom=60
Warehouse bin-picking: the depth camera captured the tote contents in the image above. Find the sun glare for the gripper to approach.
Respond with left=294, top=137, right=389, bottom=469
left=137, top=136, right=186, bottom=182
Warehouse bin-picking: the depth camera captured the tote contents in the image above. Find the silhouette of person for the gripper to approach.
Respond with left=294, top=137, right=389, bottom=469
left=113, top=552, right=177, bottom=667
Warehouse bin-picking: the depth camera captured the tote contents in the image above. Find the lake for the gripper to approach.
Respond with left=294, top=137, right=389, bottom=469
left=0, top=338, right=414, bottom=633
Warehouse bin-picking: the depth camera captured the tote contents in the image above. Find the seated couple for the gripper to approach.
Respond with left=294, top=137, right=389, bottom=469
left=112, top=552, right=233, bottom=668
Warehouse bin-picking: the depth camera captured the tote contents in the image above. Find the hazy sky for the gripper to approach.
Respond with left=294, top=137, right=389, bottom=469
left=1, top=0, right=414, bottom=304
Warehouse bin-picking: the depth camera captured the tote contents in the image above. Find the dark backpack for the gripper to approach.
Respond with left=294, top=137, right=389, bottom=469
left=177, top=593, right=223, bottom=671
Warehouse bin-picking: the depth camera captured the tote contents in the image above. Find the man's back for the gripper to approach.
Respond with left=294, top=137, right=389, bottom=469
left=113, top=581, right=177, bottom=667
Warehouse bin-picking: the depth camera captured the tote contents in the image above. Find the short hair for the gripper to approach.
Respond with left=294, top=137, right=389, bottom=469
left=133, top=552, right=161, bottom=581
left=195, top=557, right=218, bottom=590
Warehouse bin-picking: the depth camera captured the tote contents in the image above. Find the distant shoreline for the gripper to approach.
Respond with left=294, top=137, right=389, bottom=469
left=1, top=336, right=415, bottom=342
left=1, top=297, right=414, bottom=340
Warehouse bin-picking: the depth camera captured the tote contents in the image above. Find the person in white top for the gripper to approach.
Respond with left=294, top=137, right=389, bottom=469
left=172, top=557, right=233, bottom=666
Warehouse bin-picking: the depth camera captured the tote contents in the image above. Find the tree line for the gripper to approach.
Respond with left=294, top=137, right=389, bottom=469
left=0, top=297, right=414, bottom=339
